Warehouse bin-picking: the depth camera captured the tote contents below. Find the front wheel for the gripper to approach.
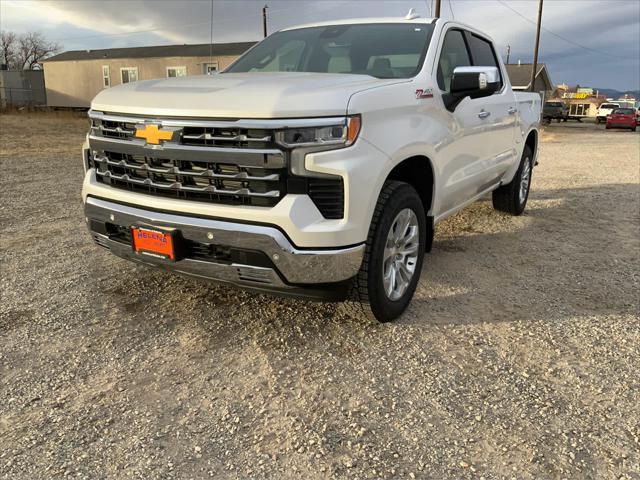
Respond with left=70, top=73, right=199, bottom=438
left=342, top=181, right=426, bottom=322
left=492, top=146, right=533, bottom=216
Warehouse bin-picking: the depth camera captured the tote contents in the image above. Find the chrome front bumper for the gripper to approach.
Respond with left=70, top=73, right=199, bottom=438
left=84, top=197, right=364, bottom=298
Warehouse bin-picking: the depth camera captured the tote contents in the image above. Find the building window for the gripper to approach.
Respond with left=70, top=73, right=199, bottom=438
left=569, top=103, right=590, bottom=116
left=120, top=67, right=138, bottom=84
left=167, top=66, right=187, bottom=77
left=102, top=66, right=110, bottom=88
left=203, top=62, right=218, bottom=74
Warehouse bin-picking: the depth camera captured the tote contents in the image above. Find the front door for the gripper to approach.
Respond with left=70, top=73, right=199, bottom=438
left=434, top=28, right=494, bottom=215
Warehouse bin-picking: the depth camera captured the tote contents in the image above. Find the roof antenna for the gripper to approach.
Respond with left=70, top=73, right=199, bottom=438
left=405, top=8, right=420, bottom=20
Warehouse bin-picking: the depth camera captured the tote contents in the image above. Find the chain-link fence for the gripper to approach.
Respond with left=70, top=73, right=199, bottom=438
left=0, top=86, right=46, bottom=107
left=0, top=71, right=46, bottom=108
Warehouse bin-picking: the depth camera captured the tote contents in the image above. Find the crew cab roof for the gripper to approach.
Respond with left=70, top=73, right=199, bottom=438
left=280, top=17, right=437, bottom=32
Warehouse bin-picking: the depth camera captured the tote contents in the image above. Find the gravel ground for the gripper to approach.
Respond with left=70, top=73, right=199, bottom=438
left=1, top=113, right=639, bottom=480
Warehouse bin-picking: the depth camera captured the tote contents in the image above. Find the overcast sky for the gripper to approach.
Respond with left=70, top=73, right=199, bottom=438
left=2, top=0, right=639, bottom=91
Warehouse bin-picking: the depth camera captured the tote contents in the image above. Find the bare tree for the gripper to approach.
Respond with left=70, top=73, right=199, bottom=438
left=1, top=31, right=60, bottom=70
left=16, top=32, right=60, bottom=70
left=1, top=30, right=17, bottom=67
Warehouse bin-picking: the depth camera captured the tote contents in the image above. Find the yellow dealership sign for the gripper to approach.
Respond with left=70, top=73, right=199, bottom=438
left=562, top=92, right=590, bottom=99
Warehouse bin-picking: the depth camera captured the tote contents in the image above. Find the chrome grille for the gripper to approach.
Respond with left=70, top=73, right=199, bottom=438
left=91, top=151, right=283, bottom=206
left=181, top=127, right=272, bottom=149
left=92, top=120, right=137, bottom=139
left=90, top=117, right=275, bottom=150
left=87, top=110, right=345, bottom=217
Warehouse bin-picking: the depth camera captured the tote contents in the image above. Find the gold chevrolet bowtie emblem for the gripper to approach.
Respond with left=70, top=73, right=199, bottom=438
left=135, top=124, right=174, bottom=144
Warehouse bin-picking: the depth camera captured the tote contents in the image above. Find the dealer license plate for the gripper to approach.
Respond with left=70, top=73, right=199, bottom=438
left=131, top=227, right=175, bottom=260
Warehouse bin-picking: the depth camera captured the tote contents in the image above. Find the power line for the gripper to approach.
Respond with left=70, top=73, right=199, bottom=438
left=495, top=0, right=629, bottom=60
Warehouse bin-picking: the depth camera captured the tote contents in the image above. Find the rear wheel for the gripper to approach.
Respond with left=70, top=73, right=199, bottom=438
left=342, top=181, right=426, bottom=322
left=492, top=146, right=533, bottom=216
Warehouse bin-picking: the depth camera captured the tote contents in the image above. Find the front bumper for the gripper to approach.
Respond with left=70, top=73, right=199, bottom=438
left=84, top=196, right=365, bottom=299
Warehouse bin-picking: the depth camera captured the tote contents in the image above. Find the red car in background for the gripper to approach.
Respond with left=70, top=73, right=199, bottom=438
left=606, top=108, right=637, bottom=131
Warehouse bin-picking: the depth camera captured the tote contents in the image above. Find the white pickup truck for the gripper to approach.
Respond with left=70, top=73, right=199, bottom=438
left=82, top=15, right=541, bottom=322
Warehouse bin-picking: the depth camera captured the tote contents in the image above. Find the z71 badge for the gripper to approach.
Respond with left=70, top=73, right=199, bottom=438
left=415, top=88, right=434, bottom=99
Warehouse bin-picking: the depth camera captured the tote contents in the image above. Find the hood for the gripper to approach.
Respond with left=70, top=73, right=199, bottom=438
left=91, top=72, right=402, bottom=118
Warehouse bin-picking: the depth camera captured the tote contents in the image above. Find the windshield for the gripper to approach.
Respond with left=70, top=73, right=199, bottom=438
left=613, top=108, right=634, bottom=115
left=545, top=102, right=563, bottom=107
left=225, top=23, right=434, bottom=79
left=600, top=104, right=619, bottom=109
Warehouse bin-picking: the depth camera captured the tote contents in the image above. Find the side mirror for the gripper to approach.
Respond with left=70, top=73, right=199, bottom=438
left=444, top=66, right=501, bottom=112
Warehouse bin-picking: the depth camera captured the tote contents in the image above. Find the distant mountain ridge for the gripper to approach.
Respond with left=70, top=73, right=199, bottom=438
left=593, top=88, right=640, bottom=99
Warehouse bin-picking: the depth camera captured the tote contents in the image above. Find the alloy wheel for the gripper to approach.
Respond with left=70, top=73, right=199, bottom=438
left=382, top=208, right=420, bottom=300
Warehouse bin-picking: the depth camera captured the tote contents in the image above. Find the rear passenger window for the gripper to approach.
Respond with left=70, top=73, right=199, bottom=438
left=467, top=34, right=503, bottom=88
left=437, top=30, right=471, bottom=92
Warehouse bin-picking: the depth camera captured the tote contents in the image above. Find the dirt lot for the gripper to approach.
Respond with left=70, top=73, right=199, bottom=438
left=1, top=113, right=639, bottom=479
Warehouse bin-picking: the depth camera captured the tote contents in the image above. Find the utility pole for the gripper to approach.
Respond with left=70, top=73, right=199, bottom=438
left=530, top=0, right=543, bottom=93
left=435, top=0, right=441, bottom=18
left=262, top=4, right=268, bottom=38
left=506, top=44, right=511, bottom=64
left=208, top=0, right=214, bottom=69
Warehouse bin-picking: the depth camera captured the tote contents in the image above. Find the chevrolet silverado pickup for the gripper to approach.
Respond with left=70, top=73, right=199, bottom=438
left=82, top=15, right=541, bottom=322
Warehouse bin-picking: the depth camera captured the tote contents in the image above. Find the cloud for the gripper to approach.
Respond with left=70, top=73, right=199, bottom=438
left=1, top=0, right=638, bottom=90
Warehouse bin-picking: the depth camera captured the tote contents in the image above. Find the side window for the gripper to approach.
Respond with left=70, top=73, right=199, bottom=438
left=437, top=30, right=471, bottom=92
left=467, top=34, right=503, bottom=88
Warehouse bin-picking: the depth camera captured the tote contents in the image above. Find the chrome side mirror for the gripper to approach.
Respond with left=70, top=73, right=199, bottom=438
left=444, top=66, right=501, bottom=111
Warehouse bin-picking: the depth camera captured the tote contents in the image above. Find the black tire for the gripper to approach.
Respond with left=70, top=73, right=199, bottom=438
left=596, top=118, right=601, bottom=124
left=342, top=181, right=426, bottom=323
left=492, top=146, right=533, bottom=216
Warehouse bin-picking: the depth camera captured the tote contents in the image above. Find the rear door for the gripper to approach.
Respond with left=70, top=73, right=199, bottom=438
left=464, top=32, right=518, bottom=183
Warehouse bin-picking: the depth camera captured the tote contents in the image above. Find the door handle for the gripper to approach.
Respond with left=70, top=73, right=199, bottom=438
left=508, top=106, right=518, bottom=115
left=478, top=110, right=491, bottom=119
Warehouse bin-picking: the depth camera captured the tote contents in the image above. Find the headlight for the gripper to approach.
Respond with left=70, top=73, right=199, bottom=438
left=275, top=115, right=361, bottom=148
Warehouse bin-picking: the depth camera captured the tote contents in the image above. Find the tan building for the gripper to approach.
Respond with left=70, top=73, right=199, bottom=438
left=548, top=86, right=607, bottom=119
left=505, top=62, right=554, bottom=99
left=42, top=42, right=256, bottom=108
